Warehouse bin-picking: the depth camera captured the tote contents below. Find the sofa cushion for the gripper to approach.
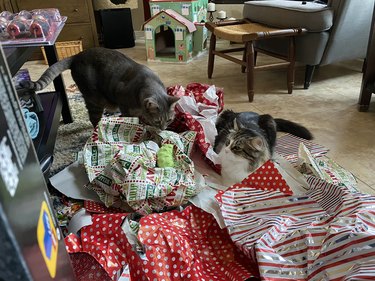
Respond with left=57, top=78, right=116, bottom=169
left=243, top=0, right=334, bottom=32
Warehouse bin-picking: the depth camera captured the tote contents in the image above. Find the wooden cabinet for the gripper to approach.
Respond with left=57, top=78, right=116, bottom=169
left=8, top=0, right=99, bottom=58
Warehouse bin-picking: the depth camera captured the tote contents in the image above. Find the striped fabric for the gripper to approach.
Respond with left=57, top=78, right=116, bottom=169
left=216, top=165, right=375, bottom=280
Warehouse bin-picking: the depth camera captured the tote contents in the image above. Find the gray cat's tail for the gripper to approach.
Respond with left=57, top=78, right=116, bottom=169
left=20, top=56, right=74, bottom=91
left=274, top=118, right=313, bottom=140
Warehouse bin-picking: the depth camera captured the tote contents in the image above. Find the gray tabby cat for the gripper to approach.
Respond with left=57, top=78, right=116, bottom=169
left=21, top=47, right=179, bottom=129
left=214, top=110, right=313, bottom=186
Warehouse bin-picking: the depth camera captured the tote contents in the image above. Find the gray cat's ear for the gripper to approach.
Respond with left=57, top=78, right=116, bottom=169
left=144, top=98, right=159, bottom=113
left=251, top=137, right=264, bottom=151
left=168, top=95, right=180, bottom=105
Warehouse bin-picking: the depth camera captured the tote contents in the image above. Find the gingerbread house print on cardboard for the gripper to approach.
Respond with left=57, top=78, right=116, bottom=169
left=144, top=0, right=208, bottom=63
left=149, top=0, right=208, bottom=22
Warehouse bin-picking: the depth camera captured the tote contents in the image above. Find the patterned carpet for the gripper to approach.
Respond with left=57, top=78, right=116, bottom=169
left=50, top=92, right=92, bottom=176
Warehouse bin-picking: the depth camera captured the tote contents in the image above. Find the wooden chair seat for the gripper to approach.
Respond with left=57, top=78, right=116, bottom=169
left=205, top=20, right=306, bottom=102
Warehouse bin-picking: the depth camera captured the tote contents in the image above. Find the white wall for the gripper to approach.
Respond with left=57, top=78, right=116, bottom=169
left=131, top=2, right=245, bottom=31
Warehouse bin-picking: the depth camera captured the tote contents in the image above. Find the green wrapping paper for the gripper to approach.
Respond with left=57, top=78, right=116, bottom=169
left=83, top=117, right=198, bottom=215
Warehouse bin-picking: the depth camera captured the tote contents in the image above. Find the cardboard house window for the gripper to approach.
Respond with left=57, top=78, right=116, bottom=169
left=155, top=25, right=175, bottom=58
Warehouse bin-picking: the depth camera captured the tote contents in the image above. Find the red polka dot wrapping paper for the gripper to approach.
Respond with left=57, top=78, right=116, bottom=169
left=84, top=200, right=127, bottom=214
left=167, top=83, right=224, bottom=174
left=137, top=205, right=259, bottom=281
left=69, top=252, right=112, bottom=281
left=233, top=160, right=293, bottom=196
left=65, top=213, right=147, bottom=281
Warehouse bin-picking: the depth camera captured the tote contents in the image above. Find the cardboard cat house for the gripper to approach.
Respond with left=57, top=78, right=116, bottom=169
left=149, top=0, right=208, bottom=23
left=143, top=0, right=208, bottom=63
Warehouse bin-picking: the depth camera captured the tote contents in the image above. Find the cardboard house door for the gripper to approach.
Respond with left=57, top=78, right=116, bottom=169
left=155, top=25, right=176, bottom=58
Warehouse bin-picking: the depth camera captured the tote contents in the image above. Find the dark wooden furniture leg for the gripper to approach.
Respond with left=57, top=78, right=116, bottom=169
left=358, top=3, right=375, bottom=111
left=287, top=36, right=296, bottom=94
left=242, top=46, right=246, bottom=73
left=208, top=32, right=216, bottom=79
left=44, top=45, right=73, bottom=124
left=242, top=47, right=257, bottom=73
left=358, top=86, right=373, bottom=111
left=246, top=41, right=255, bottom=102
left=304, top=65, right=316, bottom=89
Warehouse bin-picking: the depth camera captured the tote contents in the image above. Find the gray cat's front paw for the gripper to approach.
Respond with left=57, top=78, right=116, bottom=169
left=145, top=125, right=162, bottom=134
left=19, top=80, right=35, bottom=90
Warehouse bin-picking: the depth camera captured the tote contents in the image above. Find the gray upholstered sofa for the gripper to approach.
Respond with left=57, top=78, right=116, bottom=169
left=243, top=0, right=375, bottom=88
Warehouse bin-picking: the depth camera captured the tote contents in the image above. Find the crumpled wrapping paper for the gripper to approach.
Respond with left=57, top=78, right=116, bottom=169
left=275, top=133, right=329, bottom=165
left=63, top=87, right=375, bottom=281
left=65, top=213, right=139, bottom=281
left=297, top=142, right=358, bottom=192
left=83, top=117, right=199, bottom=215
left=216, top=159, right=375, bottom=280
left=65, top=205, right=259, bottom=281
left=135, top=205, right=258, bottom=280
left=167, top=83, right=224, bottom=173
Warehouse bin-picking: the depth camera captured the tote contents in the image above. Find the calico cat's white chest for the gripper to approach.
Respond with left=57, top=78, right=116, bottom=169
left=218, top=147, right=251, bottom=187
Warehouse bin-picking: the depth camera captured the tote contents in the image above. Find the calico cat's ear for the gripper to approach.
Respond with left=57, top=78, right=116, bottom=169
left=168, top=95, right=180, bottom=105
left=144, top=98, right=159, bottom=113
left=250, top=137, right=264, bottom=151
left=233, top=118, right=241, bottom=130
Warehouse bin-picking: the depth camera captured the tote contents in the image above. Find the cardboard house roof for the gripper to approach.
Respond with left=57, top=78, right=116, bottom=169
left=143, top=9, right=197, bottom=33
left=150, top=0, right=198, bottom=2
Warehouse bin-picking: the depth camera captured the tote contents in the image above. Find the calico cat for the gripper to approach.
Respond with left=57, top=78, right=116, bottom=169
left=214, top=110, right=313, bottom=186
left=21, top=47, right=179, bottom=129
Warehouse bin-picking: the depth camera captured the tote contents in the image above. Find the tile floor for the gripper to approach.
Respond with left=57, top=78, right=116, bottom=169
left=23, top=39, right=375, bottom=194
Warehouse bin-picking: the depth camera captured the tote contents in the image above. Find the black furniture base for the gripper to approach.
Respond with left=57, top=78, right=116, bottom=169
left=99, top=8, right=135, bottom=49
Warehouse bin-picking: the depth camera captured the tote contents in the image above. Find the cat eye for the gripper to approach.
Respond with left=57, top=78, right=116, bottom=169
left=232, top=145, right=241, bottom=151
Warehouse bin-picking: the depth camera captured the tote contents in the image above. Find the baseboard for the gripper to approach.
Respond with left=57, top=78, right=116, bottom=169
left=134, top=30, right=144, bottom=41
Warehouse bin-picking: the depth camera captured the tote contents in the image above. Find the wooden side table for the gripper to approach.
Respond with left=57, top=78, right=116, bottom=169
left=205, top=20, right=306, bottom=102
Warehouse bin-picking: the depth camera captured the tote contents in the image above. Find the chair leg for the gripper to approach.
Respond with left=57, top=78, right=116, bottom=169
left=246, top=41, right=255, bottom=102
left=304, top=65, right=316, bottom=89
left=208, top=32, right=216, bottom=79
left=362, top=58, right=367, bottom=73
left=242, top=46, right=246, bottom=73
left=242, top=47, right=256, bottom=73
left=254, top=50, right=258, bottom=66
left=287, top=36, right=296, bottom=94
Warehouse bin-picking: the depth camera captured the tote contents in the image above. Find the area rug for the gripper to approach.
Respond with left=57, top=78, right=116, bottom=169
left=50, top=92, right=92, bottom=176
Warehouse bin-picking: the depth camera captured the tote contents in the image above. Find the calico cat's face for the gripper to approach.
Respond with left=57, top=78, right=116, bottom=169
left=143, top=96, right=180, bottom=129
left=218, top=130, right=271, bottom=186
left=224, top=130, right=270, bottom=167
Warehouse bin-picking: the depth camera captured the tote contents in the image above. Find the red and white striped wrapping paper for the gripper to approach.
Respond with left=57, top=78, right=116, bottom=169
left=216, top=162, right=375, bottom=280
left=275, top=133, right=329, bottom=165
